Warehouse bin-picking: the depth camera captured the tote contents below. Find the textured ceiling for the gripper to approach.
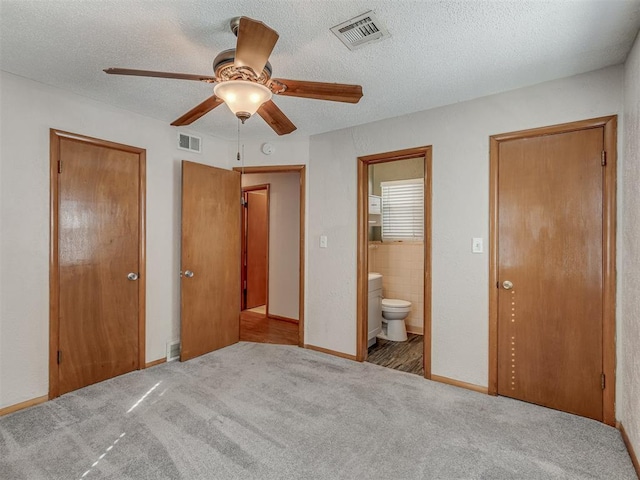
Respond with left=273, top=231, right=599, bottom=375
left=1, top=0, right=639, bottom=141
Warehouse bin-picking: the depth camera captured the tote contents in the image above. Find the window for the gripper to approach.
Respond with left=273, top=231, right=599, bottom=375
left=381, top=178, right=424, bottom=241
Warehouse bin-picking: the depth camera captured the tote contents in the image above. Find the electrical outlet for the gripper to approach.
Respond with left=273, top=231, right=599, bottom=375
left=320, top=235, right=328, bottom=248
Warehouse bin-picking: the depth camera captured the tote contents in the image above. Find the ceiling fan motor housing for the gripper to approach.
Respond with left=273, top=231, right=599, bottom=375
left=213, top=49, right=273, bottom=84
left=230, top=17, right=241, bottom=37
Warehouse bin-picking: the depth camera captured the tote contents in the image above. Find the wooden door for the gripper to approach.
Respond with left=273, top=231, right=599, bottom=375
left=181, top=161, right=240, bottom=361
left=55, top=134, right=144, bottom=396
left=496, top=127, right=604, bottom=420
left=244, top=188, right=269, bottom=309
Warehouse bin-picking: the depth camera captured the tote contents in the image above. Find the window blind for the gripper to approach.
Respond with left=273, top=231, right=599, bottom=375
left=381, top=179, right=424, bottom=241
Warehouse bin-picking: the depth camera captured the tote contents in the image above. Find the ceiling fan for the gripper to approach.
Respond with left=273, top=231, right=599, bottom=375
left=104, top=16, right=363, bottom=135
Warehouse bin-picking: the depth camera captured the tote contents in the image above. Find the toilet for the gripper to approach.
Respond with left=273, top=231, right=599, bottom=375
left=378, top=298, right=411, bottom=342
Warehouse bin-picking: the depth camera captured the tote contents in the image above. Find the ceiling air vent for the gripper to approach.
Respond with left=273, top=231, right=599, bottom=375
left=330, top=11, right=390, bottom=51
left=177, top=133, right=201, bottom=153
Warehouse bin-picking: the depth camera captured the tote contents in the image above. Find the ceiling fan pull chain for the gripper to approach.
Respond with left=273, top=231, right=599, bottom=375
left=236, top=118, right=246, bottom=176
left=236, top=117, right=241, bottom=163
left=237, top=119, right=246, bottom=205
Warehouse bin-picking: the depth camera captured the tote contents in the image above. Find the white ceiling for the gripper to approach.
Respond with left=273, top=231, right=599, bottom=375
left=1, top=0, right=639, bottom=141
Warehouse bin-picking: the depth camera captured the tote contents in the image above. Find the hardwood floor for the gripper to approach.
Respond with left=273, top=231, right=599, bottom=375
left=240, top=310, right=298, bottom=345
left=367, top=333, right=424, bottom=376
left=246, top=305, right=266, bottom=315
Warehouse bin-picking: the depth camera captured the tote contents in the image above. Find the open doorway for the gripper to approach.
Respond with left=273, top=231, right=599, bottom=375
left=242, top=185, right=269, bottom=314
left=235, top=165, right=306, bottom=347
left=356, top=147, right=432, bottom=378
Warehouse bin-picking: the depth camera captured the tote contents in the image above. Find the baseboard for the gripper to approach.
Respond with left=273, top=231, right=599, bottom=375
left=304, top=344, right=357, bottom=361
left=0, top=395, right=48, bottom=417
left=406, top=325, right=424, bottom=335
left=430, top=374, right=489, bottom=395
left=145, top=358, right=166, bottom=368
left=618, top=421, right=640, bottom=478
left=268, top=314, right=299, bottom=324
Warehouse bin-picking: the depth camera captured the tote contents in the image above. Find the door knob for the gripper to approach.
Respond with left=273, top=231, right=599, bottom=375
left=502, top=280, right=513, bottom=290
left=184, top=270, right=194, bottom=278
left=127, top=272, right=139, bottom=281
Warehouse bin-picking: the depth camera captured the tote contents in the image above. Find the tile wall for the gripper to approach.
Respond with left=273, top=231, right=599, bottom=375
left=369, top=242, right=424, bottom=333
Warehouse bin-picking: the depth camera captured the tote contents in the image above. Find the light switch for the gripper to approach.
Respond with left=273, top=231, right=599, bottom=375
left=472, top=237, right=483, bottom=253
left=320, top=235, right=328, bottom=248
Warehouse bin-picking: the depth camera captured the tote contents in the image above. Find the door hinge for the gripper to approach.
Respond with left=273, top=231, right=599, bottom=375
left=601, top=151, right=606, bottom=167
left=57, top=350, right=61, bottom=364
left=57, top=160, right=62, bottom=174
left=601, top=373, right=605, bottom=390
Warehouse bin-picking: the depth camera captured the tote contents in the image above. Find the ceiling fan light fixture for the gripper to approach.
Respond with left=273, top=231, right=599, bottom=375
left=214, top=80, right=272, bottom=123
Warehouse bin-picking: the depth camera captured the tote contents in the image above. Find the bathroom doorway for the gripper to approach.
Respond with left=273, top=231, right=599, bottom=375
left=356, top=147, right=432, bottom=378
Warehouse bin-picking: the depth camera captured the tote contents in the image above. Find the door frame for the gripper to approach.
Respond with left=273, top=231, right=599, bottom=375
left=356, top=146, right=433, bottom=378
left=49, top=129, right=146, bottom=399
left=233, top=165, right=306, bottom=347
left=488, top=116, right=617, bottom=425
left=241, top=184, right=270, bottom=312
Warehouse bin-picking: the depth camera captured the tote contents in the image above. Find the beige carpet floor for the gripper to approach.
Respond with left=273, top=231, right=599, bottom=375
left=0, top=342, right=636, bottom=479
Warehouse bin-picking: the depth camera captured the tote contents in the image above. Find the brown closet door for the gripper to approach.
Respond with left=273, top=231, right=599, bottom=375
left=58, top=137, right=141, bottom=395
left=497, top=127, right=604, bottom=420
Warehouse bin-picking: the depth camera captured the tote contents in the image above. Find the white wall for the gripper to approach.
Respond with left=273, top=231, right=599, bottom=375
left=2, top=61, right=636, bottom=432
left=234, top=137, right=310, bottom=169
left=242, top=172, right=300, bottom=320
left=0, top=71, right=232, bottom=408
left=308, top=66, right=624, bottom=386
left=620, top=31, right=640, bottom=459
left=308, top=128, right=361, bottom=355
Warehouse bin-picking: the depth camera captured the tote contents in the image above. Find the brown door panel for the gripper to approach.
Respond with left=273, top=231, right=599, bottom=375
left=58, top=138, right=140, bottom=395
left=181, top=162, right=240, bottom=361
left=497, top=128, right=604, bottom=420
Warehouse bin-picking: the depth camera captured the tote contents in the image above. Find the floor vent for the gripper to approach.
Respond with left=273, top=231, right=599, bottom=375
left=166, top=341, right=180, bottom=362
left=330, top=11, right=390, bottom=51
left=177, top=133, right=201, bottom=153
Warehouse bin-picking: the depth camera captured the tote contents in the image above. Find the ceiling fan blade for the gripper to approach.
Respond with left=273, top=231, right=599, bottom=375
left=257, top=100, right=297, bottom=136
left=104, top=68, right=216, bottom=83
left=272, top=79, right=363, bottom=103
left=234, top=17, right=279, bottom=77
left=171, top=95, right=224, bottom=126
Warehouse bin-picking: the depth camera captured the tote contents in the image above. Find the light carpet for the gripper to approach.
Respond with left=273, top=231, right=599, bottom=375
left=0, top=342, right=636, bottom=479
